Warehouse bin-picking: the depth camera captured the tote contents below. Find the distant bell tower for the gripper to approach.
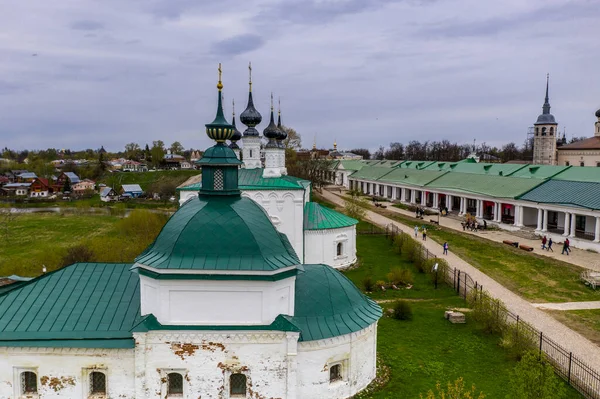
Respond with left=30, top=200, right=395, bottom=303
left=595, top=108, right=600, bottom=137
left=532, top=74, right=558, bottom=165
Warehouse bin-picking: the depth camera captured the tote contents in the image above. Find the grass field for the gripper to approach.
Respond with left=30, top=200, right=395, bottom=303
left=97, top=169, right=198, bottom=191
left=345, top=228, right=583, bottom=398
left=0, top=213, right=120, bottom=276
left=355, top=200, right=599, bottom=304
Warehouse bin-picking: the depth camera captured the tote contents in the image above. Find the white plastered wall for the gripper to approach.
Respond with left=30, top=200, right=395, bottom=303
left=304, top=226, right=357, bottom=269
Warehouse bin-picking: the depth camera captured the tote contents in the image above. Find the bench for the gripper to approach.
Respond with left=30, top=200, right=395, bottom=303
left=430, top=219, right=439, bottom=225
left=519, top=244, right=534, bottom=252
left=503, top=240, right=519, bottom=248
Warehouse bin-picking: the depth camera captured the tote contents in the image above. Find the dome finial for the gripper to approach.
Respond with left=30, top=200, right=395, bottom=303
left=217, top=63, right=223, bottom=91
left=249, top=62, right=252, bottom=93
left=205, top=63, right=233, bottom=143
left=263, top=92, right=279, bottom=147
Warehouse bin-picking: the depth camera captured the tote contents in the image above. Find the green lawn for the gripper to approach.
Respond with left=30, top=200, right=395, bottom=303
left=0, top=213, right=120, bottom=276
left=545, top=309, right=600, bottom=346
left=345, top=228, right=583, bottom=398
left=97, top=169, right=198, bottom=191
left=365, top=205, right=600, bottom=304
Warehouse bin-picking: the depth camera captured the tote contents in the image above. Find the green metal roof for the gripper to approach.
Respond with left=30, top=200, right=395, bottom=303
left=285, top=264, right=382, bottom=341
left=426, top=172, right=545, bottom=199
left=397, top=160, right=436, bottom=170
left=349, top=166, right=395, bottom=180
left=377, top=168, right=447, bottom=188
left=0, top=263, right=140, bottom=348
left=519, top=180, right=600, bottom=210
left=303, top=202, right=358, bottom=230
left=506, top=165, right=570, bottom=179
left=371, top=160, right=403, bottom=168
left=551, top=167, right=600, bottom=183
left=423, top=162, right=527, bottom=176
left=337, top=160, right=367, bottom=171
left=178, top=168, right=309, bottom=191
left=135, top=196, right=300, bottom=271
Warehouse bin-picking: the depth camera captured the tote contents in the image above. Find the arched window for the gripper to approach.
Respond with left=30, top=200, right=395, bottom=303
left=535, top=127, right=539, bottom=136
left=230, top=373, right=247, bottom=396
left=167, top=373, right=183, bottom=396
left=330, top=364, right=342, bottom=383
left=249, top=149, right=253, bottom=158
left=21, top=371, right=37, bottom=394
left=550, top=127, right=554, bottom=136
left=580, top=161, right=585, bottom=167
left=566, top=161, right=570, bottom=166
left=337, top=242, right=343, bottom=257
left=541, top=127, right=547, bottom=136
left=90, top=371, right=106, bottom=394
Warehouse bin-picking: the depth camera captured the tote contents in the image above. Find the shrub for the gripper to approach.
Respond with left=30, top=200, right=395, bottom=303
left=505, top=351, right=566, bottom=399
left=468, top=291, right=508, bottom=335
left=392, top=300, right=413, bottom=320
left=61, top=244, right=95, bottom=266
left=420, top=377, right=485, bottom=399
left=500, top=322, right=537, bottom=361
left=117, top=209, right=169, bottom=242
left=387, top=268, right=413, bottom=286
left=392, top=232, right=411, bottom=254
left=344, top=191, right=367, bottom=220
left=402, top=239, right=424, bottom=265
left=375, top=280, right=387, bottom=290
left=363, top=277, right=374, bottom=292
left=423, top=258, right=449, bottom=285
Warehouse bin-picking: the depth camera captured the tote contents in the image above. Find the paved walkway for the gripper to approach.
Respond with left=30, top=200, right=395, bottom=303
left=320, top=188, right=600, bottom=371
left=532, top=301, right=600, bottom=311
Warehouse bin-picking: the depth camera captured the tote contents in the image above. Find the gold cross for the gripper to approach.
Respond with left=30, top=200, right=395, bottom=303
left=218, top=63, right=222, bottom=81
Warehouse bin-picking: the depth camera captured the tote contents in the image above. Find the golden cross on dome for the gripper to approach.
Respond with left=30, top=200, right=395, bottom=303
left=270, top=92, right=274, bottom=111
left=217, top=63, right=223, bottom=91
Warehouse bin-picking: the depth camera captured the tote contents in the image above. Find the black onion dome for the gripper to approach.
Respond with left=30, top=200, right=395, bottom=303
left=263, top=107, right=279, bottom=149
left=240, top=91, right=262, bottom=136
left=595, top=108, right=600, bottom=118
left=229, top=115, right=242, bottom=150
left=276, top=110, right=287, bottom=148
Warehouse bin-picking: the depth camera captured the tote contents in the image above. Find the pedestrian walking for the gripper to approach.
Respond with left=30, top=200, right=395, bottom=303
left=547, top=237, right=553, bottom=252
left=443, top=241, right=449, bottom=255
left=562, top=240, right=569, bottom=255
left=566, top=238, right=571, bottom=254
left=414, top=225, right=419, bottom=238
left=541, top=236, right=547, bottom=250
left=422, top=227, right=427, bottom=241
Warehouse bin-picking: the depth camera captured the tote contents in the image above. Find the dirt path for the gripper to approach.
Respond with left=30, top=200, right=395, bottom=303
left=321, top=188, right=600, bottom=371
left=532, top=301, right=600, bottom=310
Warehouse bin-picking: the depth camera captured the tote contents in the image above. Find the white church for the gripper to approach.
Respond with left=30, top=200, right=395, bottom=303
left=0, top=67, right=381, bottom=399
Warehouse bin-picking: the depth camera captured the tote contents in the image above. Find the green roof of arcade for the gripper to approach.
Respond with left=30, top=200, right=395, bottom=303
left=304, top=202, right=358, bottom=230
left=135, top=195, right=300, bottom=272
left=178, top=168, right=310, bottom=192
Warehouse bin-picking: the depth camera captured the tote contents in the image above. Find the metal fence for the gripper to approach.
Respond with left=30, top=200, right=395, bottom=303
left=384, top=222, right=600, bottom=399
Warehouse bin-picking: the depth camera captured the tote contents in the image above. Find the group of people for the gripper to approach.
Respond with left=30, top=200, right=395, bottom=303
left=540, top=235, right=571, bottom=255
left=461, top=219, right=486, bottom=232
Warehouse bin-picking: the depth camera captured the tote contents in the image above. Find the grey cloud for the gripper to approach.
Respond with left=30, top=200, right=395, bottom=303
left=0, top=81, right=27, bottom=95
left=145, top=0, right=238, bottom=20
left=70, top=20, right=105, bottom=31
left=211, top=34, right=265, bottom=57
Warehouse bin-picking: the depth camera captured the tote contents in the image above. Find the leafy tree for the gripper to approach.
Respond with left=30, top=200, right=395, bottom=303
left=286, top=157, right=333, bottom=192
left=384, top=142, right=404, bottom=160
left=61, top=244, right=95, bottom=266
left=124, top=142, right=141, bottom=160
left=63, top=178, right=71, bottom=193
left=344, top=189, right=367, bottom=220
left=150, top=141, right=165, bottom=168
left=373, top=146, right=385, bottom=160
left=505, top=352, right=565, bottom=399
left=281, top=126, right=302, bottom=150
left=421, top=377, right=485, bottom=399
left=144, top=144, right=151, bottom=160
left=170, top=141, right=184, bottom=154
left=350, top=148, right=371, bottom=160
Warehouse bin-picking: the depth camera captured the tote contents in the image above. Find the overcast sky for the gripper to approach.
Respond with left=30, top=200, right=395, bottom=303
left=1, top=0, right=599, bottom=153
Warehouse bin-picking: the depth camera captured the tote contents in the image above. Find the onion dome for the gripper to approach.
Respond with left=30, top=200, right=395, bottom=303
left=535, top=74, right=557, bottom=125
left=240, top=62, right=262, bottom=136
left=263, top=93, right=279, bottom=149
left=595, top=108, right=600, bottom=119
left=276, top=100, right=287, bottom=148
left=205, top=64, right=235, bottom=142
left=229, top=100, right=242, bottom=150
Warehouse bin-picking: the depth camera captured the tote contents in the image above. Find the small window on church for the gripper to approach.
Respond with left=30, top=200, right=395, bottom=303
left=596, top=162, right=600, bottom=167
left=580, top=161, right=585, bottom=167
left=337, top=242, right=343, bottom=257
left=566, top=161, right=570, bottom=166
left=249, top=149, right=253, bottom=158
left=90, top=371, right=106, bottom=394
left=535, top=127, right=539, bottom=136
left=21, top=371, right=38, bottom=394
left=541, top=127, right=547, bottom=136
left=214, top=169, right=224, bottom=191
left=330, top=364, right=342, bottom=383
left=167, top=373, right=183, bottom=396
left=550, top=127, right=554, bottom=136
left=230, top=373, right=247, bottom=396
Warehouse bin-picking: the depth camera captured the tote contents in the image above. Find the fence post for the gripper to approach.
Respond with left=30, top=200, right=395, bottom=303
left=539, top=332, right=543, bottom=359
left=568, top=352, right=572, bottom=385
left=457, top=271, right=461, bottom=295
left=453, top=269, right=457, bottom=290
left=474, top=282, right=478, bottom=303
left=516, top=315, right=519, bottom=339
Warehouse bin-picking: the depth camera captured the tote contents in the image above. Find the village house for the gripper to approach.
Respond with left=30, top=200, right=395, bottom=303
left=120, top=184, right=143, bottom=198
left=122, top=160, right=148, bottom=172
left=29, top=178, right=52, bottom=197
left=16, top=172, right=37, bottom=183
left=2, top=183, right=31, bottom=196
left=53, top=171, right=80, bottom=192
left=72, top=178, right=96, bottom=194
left=100, top=186, right=118, bottom=202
